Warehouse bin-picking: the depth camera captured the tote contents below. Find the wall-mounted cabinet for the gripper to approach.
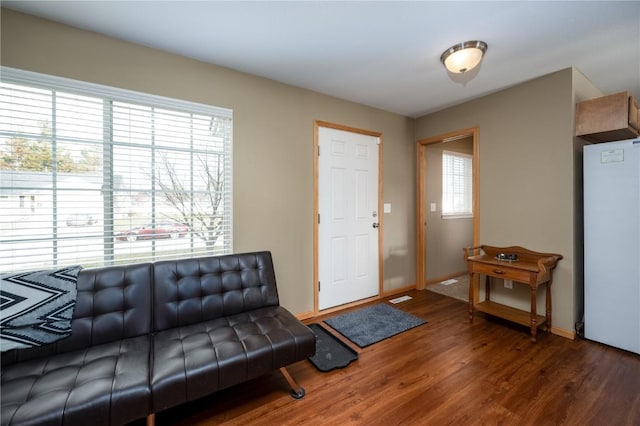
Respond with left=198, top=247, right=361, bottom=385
left=575, top=91, right=639, bottom=143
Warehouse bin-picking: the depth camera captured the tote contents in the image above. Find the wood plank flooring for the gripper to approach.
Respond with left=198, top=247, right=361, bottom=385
left=146, top=290, right=640, bottom=426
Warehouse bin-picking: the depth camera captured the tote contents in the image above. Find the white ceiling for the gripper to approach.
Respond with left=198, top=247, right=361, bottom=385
left=4, top=1, right=640, bottom=118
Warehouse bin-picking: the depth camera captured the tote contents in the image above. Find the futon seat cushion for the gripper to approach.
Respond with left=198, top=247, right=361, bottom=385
left=0, top=336, right=151, bottom=426
left=151, top=306, right=315, bottom=412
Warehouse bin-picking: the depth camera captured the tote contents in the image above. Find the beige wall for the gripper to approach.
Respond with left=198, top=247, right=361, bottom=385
left=0, top=9, right=416, bottom=316
left=415, top=69, right=578, bottom=335
left=571, top=69, right=604, bottom=326
left=2, top=9, right=607, bottom=334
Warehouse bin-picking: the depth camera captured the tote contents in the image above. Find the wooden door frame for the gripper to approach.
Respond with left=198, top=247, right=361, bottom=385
left=416, top=127, right=480, bottom=290
left=313, top=120, right=384, bottom=314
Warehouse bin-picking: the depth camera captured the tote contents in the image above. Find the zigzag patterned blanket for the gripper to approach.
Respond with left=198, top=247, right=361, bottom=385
left=1, top=266, right=82, bottom=352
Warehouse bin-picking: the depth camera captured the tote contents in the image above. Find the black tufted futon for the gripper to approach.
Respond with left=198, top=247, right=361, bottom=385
left=1, top=251, right=316, bottom=426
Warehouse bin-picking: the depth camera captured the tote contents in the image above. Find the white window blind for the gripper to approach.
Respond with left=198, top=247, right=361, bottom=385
left=0, top=67, right=233, bottom=272
left=442, top=150, right=472, bottom=217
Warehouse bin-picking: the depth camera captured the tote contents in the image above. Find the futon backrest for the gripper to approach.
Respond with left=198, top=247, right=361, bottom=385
left=152, top=251, right=280, bottom=332
left=2, top=263, right=153, bottom=365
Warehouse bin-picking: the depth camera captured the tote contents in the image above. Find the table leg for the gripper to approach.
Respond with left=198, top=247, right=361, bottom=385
left=468, top=273, right=474, bottom=322
left=530, top=286, right=538, bottom=342
left=485, top=275, right=491, bottom=301
left=546, top=280, right=552, bottom=332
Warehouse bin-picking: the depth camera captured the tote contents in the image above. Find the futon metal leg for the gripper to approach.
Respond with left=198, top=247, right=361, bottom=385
left=280, top=367, right=306, bottom=399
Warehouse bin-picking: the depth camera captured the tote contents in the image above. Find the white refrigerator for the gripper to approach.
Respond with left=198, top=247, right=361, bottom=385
left=584, top=138, right=640, bottom=354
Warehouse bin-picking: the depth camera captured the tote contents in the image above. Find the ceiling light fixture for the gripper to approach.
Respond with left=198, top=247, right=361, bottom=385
left=440, top=40, right=488, bottom=74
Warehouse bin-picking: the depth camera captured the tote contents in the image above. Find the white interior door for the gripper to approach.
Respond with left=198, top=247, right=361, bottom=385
left=318, top=126, right=380, bottom=310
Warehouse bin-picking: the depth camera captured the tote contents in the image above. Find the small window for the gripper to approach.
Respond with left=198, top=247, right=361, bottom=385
left=442, top=151, right=472, bottom=218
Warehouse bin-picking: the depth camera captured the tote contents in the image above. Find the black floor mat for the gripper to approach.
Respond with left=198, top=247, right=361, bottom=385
left=307, top=323, right=358, bottom=372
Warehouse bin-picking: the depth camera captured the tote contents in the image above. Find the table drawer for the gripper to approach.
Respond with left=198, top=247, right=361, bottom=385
left=471, top=262, right=532, bottom=283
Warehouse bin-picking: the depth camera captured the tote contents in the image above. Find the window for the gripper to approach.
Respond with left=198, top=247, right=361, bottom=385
left=0, top=67, right=233, bottom=272
left=442, top=150, right=472, bottom=217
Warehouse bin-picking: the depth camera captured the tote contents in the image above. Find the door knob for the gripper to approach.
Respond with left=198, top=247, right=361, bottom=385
left=372, top=223, right=380, bottom=228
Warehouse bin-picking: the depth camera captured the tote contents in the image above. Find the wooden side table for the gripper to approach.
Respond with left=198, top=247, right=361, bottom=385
left=463, top=245, right=562, bottom=342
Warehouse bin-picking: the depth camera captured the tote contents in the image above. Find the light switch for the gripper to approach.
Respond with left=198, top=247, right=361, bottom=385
left=383, top=203, right=391, bottom=214
left=430, top=203, right=437, bottom=212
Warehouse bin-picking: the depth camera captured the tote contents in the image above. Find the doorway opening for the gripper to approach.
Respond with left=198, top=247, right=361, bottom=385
left=416, top=127, right=479, bottom=296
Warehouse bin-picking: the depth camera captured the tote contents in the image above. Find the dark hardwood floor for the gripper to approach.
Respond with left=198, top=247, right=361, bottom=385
left=149, top=290, right=640, bottom=425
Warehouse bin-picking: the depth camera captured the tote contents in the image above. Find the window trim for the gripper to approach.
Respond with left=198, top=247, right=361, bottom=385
left=1, top=67, right=231, bottom=119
